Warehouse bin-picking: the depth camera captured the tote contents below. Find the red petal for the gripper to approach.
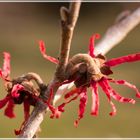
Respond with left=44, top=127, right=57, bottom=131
left=109, top=101, right=117, bottom=116
left=45, top=100, right=61, bottom=119
left=4, top=99, right=15, bottom=118
left=45, top=102, right=56, bottom=115
left=14, top=129, right=21, bottom=135
left=58, top=87, right=84, bottom=113
left=52, top=109, right=61, bottom=119
left=0, top=96, right=10, bottom=109
left=74, top=88, right=88, bottom=127
left=90, top=82, right=99, bottom=116
left=64, top=87, right=80, bottom=99
left=39, top=40, right=59, bottom=64
left=105, top=79, right=135, bottom=104
left=11, top=84, right=24, bottom=98
left=0, top=69, right=2, bottom=77
left=88, top=34, right=100, bottom=58
left=45, top=88, right=57, bottom=118
left=14, top=121, right=25, bottom=135
left=74, top=120, right=79, bottom=127
left=2, top=52, right=10, bottom=77
left=23, top=99, right=30, bottom=120
left=58, top=94, right=79, bottom=112
left=48, top=103, right=61, bottom=119
left=98, top=79, right=116, bottom=116
left=47, top=88, right=54, bottom=104
left=109, top=79, right=140, bottom=98
left=105, top=53, right=140, bottom=67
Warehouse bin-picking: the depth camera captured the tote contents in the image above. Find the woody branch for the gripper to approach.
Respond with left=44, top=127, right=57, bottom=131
left=95, top=7, right=140, bottom=55
left=18, top=2, right=81, bottom=138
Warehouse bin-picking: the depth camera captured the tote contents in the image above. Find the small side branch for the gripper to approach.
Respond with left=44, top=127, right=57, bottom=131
left=95, top=7, right=140, bottom=55
left=56, top=2, right=81, bottom=80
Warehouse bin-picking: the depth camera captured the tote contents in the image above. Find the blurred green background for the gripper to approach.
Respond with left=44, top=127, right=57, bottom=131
left=0, top=2, right=140, bottom=138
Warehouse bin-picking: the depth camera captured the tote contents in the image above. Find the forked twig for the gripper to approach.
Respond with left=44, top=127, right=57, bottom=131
left=55, top=2, right=81, bottom=80
left=18, top=2, right=81, bottom=138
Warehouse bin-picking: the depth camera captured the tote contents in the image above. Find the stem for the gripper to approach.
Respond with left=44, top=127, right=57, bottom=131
left=55, top=2, right=81, bottom=80
left=18, top=2, right=81, bottom=138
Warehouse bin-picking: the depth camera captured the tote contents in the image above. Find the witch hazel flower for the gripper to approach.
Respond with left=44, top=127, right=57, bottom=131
left=0, top=52, right=41, bottom=135
left=0, top=53, right=24, bottom=119
left=39, top=34, right=140, bottom=127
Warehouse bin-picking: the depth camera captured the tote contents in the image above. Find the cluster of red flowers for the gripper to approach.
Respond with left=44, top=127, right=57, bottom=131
left=0, top=33, right=139, bottom=135
left=39, top=34, right=140, bottom=127
left=0, top=52, right=39, bottom=135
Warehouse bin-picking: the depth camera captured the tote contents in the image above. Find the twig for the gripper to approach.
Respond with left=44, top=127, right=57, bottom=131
left=55, top=2, right=81, bottom=80
left=94, top=7, right=140, bottom=55
left=18, top=2, right=81, bottom=138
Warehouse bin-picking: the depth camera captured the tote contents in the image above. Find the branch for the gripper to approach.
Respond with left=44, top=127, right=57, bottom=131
left=94, top=7, right=140, bottom=55
left=55, top=2, right=81, bottom=80
left=18, top=2, right=81, bottom=138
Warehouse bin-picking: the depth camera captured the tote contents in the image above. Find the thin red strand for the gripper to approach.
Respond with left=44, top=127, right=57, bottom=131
left=4, top=99, right=15, bottom=118
left=58, top=94, right=79, bottom=112
left=105, top=53, right=140, bottom=67
left=46, top=102, right=61, bottom=119
left=39, top=40, right=59, bottom=64
left=11, top=84, right=24, bottom=98
left=74, top=88, right=88, bottom=127
left=90, top=81, right=99, bottom=116
left=104, top=79, right=135, bottom=104
left=88, top=34, right=100, bottom=58
left=109, top=79, right=140, bottom=98
left=64, top=87, right=81, bottom=99
left=98, top=79, right=116, bottom=116
left=0, top=96, right=10, bottom=109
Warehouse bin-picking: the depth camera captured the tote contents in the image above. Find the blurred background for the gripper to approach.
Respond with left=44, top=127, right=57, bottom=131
left=0, top=2, right=140, bottom=138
